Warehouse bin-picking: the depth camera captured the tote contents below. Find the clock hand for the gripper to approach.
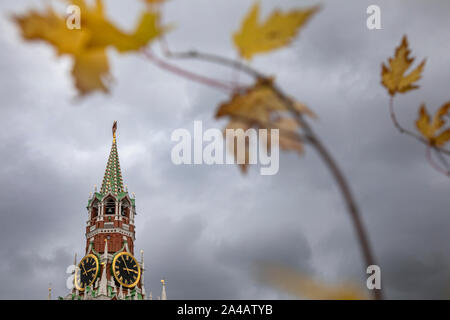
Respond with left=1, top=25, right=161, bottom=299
left=121, top=255, right=130, bottom=275
left=86, top=267, right=97, bottom=273
left=80, top=261, right=88, bottom=276
left=124, top=268, right=138, bottom=274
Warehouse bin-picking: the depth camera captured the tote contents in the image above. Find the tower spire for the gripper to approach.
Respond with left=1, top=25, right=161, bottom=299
left=100, top=121, right=124, bottom=195
left=48, top=283, right=52, bottom=300
left=161, top=279, right=167, bottom=300
left=112, top=120, right=117, bottom=143
left=64, top=122, right=150, bottom=301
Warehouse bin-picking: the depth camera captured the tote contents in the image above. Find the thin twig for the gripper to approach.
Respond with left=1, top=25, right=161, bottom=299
left=389, top=97, right=450, bottom=155
left=434, top=148, right=450, bottom=171
left=159, top=39, right=264, bottom=79
left=141, top=49, right=236, bottom=92
left=426, top=146, right=450, bottom=177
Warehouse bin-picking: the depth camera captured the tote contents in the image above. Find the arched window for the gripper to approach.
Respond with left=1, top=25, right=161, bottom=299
left=91, top=200, right=99, bottom=219
left=121, top=200, right=130, bottom=218
left=105, top=198, right=115, bottom=215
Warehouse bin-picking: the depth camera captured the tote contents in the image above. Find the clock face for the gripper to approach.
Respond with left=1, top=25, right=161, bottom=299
left=112, top=252, right=141, bottom=288
left=75, top=254, right=99, bottom=291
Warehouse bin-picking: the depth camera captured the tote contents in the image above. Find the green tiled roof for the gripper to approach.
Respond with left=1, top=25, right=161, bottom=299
left=86, top=125, right=136, bottom=209
left=87, top=192, right=105, bottom=207
left=100, top=138, right=124, bottom=195
left=117, top=192, right=128, bottom=200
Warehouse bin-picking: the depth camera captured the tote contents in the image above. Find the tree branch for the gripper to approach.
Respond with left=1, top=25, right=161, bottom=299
left=426, top=146, right=450, bottom=177
left=159, top=38, right=265, bottom=79
left=141, top=49, right=237, bottom=92
left=434, top=148, right=450, bottom=172
left=389, top=97, right=450, bottom=155
left=153, top=43, right=383, bottom=300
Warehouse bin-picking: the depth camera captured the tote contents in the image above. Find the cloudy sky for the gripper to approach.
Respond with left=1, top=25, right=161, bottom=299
left=1, top=0, right=450, bottom=299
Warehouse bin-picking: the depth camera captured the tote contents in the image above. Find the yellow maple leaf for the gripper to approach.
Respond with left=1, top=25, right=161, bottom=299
left=72, top=49, right=111, bottom=95
left=224, top=119, right=252, bottom=174
left=381, top=36, right=426, bottom=96
left=272, top=117, right=303, bottom=153
left=14, top=0, right=166, bottom=95
left=142, top=0, right=167, bottom=4
left=216, top=78, right=315, bottom=123
left=217, top=79, right=283, bottom=123
left=216, top=78, right=312, bottom=173
left=416, top=102, right=450, bottom=146
left=258, top=263, right=367, bottom=300
left=72, top=0, right=165, bottom=53
left=233, top=3, right=319, bottom=60
left=13, top=7, right=88, bottom=55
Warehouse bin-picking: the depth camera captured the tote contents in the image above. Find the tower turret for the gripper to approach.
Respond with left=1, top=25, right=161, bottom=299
left=85, top=121, right=136, bottom=255
left=64, top=122, right=146, bottom=300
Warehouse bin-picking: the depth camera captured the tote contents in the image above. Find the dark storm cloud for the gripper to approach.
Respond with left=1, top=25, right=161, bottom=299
left=0, top=0, right=449, bottom=300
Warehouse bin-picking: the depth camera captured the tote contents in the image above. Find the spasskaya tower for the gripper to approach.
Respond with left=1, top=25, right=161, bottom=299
left=62, top=122, right=167, bottom=300
left=87, top=121, right=135, bottom=256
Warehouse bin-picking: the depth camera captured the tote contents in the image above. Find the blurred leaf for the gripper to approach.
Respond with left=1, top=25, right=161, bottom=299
left=216, top=78, right=315, bottom=123
left=381, top=36, right=426, bottom=96
left=416, top=102, right=450, bottom=146
left=71, top=0, right=165, bottom=52
left=142, top=0, right=167, bottom=4
left=258, top=263, right=367, bottom=300
left=14, top=0, right=166, bottom=95
left=72, top=49, right=110, bottom=94
left=272, top=117, right=303, bottom=153
left=216, top=78, right=313, bottom=172
left=233, top=3, right=319, bottom=60
left=217, top=78, right=285, bottom=123
left=13, top=7, right=89, bottom=55
left=224, top=119, right=252, bottom=174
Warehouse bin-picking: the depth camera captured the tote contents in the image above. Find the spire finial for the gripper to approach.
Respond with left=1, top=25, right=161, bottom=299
left=48, top=283, right=52, bottom=300
left=100, top=121, right=124, bottom=195
left=161, top=279, right=167, bottom=300
left=112, top=121, right=117, bottom=143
